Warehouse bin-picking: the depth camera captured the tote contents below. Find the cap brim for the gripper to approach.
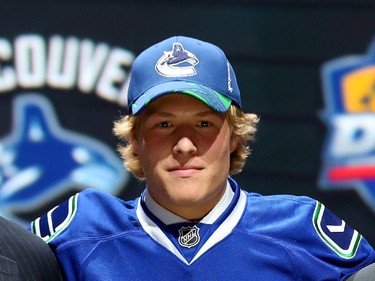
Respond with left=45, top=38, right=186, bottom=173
left=130, top=81, right=232, bottom=115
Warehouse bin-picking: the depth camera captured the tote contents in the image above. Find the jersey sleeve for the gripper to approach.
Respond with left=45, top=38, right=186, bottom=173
left=245, top=193, right=375, bottom=280
left=29, top=188, right=138, bottom=280
left=29, top=190, right=94, bottom=279
left=280, top=197, right=375, bottom=279
left=30, top=191, right=81, bottom=246
left=309, top=200, right=375, bottom=277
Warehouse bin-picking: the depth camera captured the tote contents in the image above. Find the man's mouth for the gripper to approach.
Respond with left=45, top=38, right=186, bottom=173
left=168, top=166, right=203, bottom=177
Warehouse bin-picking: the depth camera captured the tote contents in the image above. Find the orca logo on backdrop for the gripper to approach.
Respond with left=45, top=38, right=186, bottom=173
left=320, top=37, right=375, bottom=213
left=0, top=34, right=134, bottom=224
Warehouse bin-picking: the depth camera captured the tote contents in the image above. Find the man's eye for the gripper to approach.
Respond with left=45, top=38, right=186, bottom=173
left=199, top=121, right=211, bottom=127
left=158, top=121, right=170, bottom=128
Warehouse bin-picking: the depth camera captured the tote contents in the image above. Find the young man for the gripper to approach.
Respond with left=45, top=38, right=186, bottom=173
left=30, top=36, right=375, bottom=280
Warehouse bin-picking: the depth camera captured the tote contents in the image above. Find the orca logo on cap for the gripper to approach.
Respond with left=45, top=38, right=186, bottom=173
left=155, top=43, right=199, bottom=77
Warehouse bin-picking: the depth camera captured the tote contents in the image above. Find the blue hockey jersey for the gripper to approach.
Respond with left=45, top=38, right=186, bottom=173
left=30, top=178, right=375, bottom=280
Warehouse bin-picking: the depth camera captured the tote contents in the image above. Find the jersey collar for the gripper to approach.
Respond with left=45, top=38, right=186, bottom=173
left=136, top=177, right=247, bottom=265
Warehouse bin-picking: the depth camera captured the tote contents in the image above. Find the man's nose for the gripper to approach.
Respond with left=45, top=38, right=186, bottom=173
left=172, top=134, right=198, bottom=156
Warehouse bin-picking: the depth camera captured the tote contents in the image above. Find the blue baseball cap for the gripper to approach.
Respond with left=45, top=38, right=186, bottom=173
left=127, top=36, right=242, bottom=115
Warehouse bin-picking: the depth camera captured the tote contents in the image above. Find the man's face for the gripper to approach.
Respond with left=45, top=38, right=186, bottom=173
left=132, top=94, right=238, bottom=220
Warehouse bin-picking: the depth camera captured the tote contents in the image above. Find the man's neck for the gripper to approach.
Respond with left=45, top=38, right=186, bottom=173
left=144, top=181, right=234, bottom=225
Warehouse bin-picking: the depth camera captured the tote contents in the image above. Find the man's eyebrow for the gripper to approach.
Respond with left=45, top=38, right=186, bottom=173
left=196, top=111, right=220, bottom=117
left=143, top=111, right=174, bottom=118
left=143, top=110, right=218, bottom=118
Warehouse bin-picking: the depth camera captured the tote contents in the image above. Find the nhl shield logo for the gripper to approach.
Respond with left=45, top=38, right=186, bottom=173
left=178, top=226, right=200, bottom=248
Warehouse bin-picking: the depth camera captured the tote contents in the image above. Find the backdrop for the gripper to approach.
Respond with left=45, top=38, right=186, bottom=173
left=0, top=0, right=374, bottom=247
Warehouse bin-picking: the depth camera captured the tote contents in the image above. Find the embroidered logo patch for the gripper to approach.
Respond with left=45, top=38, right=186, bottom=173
left=31, top=193, right=79, bottom=243
left=312, top=201, right=361, bottom=259
left=178, top=226, right=200, bottom=248
left=155, top=43, right=199, bottom=77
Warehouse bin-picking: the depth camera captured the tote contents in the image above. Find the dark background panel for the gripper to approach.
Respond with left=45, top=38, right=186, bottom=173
left=234, top=62, right=322, bottom=114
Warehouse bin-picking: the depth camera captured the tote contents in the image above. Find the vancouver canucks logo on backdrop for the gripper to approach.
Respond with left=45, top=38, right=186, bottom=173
left=0, top=94, right=128, bottom=224
left=320, top=38, right=375, bottom=213
left=155, top=43, right=199, bottom=77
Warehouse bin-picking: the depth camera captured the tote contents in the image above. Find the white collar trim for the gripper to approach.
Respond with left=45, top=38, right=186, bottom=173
left=136, top=182, right=246, bottom=265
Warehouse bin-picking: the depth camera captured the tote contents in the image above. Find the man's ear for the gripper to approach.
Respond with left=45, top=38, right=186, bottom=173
left=230, top=135, right=239, bottom=153
left=129, top=133, right=139, bottom=156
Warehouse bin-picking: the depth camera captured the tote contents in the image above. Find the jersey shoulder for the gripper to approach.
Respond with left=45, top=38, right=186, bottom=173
left=30, top=188, right=139, bottom=246
left=241, top=192, right=375, bottom=261
left=242, top=192, right=316, bottom=240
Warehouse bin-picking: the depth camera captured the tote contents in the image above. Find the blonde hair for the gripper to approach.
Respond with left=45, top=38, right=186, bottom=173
left=113, top=105, right=259, bottom=179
